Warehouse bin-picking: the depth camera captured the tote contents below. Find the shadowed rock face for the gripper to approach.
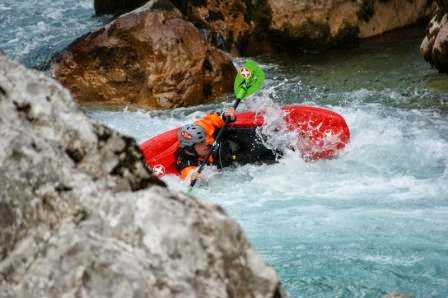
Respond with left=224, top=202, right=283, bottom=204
left=171, top=0, right=258, bottom=55
left=421, top=0, right=448, bottom=73
left=53, top=0, right=236, bottom=109
left=0, top=55, right=286, bottom=298
left=93, top=0, right=266, bottom=55
left=167, top=0, right=435, bottom=54
left=266, top=0, right=434, bottom=50
left=94, top=0, right=149, bottom=16
left=91, top=0, right=434, bottom=57
left=55, top=0, right=434, bottom=105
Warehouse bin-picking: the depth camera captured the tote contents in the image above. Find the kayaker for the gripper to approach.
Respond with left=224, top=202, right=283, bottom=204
left=175, top=107, right=280, bottom=183
left=175, top=108, right=236, bottom=181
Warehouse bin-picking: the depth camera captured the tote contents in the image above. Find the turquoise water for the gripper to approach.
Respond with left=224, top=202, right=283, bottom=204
left=86, top=29, right=448, bottom=297
left=87, top=99, right=448, bottom=298
left=2, top=1, right=448, bottom=296
left=0, top=0, right=110, bottom=69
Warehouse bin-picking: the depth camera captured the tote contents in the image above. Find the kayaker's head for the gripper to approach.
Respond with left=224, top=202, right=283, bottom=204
left=178, top=124, right=210, bottom=156
left=193, top=141, right=211, bottom=157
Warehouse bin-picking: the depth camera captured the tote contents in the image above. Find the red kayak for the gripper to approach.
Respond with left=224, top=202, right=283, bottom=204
left=140, top=105, right=350, bottom=176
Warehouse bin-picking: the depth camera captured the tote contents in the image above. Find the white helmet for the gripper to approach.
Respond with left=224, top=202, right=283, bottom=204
left=177, top=124, right=206, bottom=147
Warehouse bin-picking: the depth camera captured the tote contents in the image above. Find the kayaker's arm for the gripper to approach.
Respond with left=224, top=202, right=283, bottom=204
left=221, top=108, right=236, bottom=122
left=194, top=108, right=236, bottom=144
left=187, top=59, right=265, bottom=192
left=176, top=108, right=236, bottom=182
left=180, top=166, right=198, bottom=179
left=194, top=113, right=223, bottom=144
left=175, top=148, right=199, bottom=179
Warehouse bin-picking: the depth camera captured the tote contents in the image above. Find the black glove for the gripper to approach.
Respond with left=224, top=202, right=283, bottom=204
left=221, top=112, right=236, bottom=122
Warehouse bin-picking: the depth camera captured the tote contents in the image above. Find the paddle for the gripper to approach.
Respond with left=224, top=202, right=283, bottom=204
left=187, top=59, right=265, bottom=192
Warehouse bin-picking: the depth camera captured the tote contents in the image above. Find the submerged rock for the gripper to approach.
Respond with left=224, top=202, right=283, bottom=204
left=53, top=0, right=236, bottom=109
left=383, top=293, right=412, bottom=298
left=421, top=0, right=448, bottom=73
left=0, top=55, right=285, bottom=297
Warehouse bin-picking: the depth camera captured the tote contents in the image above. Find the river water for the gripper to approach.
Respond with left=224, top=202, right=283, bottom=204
left=2, top=1, right=448, bottom=297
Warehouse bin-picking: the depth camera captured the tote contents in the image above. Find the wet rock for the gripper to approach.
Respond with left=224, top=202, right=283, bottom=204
left=94, top=0, right=149, bottom=16
left=93, top=0, right=435, bottom=57
left=172, top=0, right=270, bottom=56
left=175, top=0, right=434, bottom=54
left=53, top=0, right=236, bottom=109
left=1, top=54, right=285, bottom=297
left=421, top=0, right=448, bottom=73
left=266, top=0, right=433, bottom=51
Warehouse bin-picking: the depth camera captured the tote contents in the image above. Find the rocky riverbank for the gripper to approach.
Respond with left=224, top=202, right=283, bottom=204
left=52, top=0, right=437, bottom=109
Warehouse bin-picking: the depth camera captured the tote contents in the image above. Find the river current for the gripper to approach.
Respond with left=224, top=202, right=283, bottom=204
left=2, top=1, right=448, bottom=297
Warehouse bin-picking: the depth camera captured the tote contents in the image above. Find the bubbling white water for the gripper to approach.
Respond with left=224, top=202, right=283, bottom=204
left=3, top=1, right=448, bottom=294
left=0, top=0, right=108, bottom=68
left=87, top=94, right=448, bottom=297
left=87, top=97, right=448, bottom=207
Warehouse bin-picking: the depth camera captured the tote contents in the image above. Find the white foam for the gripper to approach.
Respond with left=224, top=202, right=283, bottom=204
left=1, top=0, right=104, bottom=66
left=87, top=102, right=448, bottom=209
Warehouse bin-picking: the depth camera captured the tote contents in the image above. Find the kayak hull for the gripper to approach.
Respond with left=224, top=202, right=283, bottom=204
left=140, top=105, right=350, bottom=176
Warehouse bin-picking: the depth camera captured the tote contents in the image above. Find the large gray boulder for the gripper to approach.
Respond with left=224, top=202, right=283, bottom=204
left=0, top=54, right=285, bottom=298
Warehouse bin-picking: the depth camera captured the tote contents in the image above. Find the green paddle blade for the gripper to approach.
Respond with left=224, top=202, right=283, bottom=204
left=234, top=59, right=265, bottom=100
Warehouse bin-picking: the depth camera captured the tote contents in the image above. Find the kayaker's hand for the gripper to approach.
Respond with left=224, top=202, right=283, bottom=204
left=222, top=108, right=236, bottom=122
left=191, top=171, right=202, bottom=182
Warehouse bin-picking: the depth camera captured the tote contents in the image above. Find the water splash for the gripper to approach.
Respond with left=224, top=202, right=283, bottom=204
left=3, top=5, right=446, bottom=294
left=86, top=99, right=448, bottom=297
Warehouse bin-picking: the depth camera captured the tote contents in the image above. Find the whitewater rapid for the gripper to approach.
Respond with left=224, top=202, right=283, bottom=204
left=0, top=0, right=109, bottom=69
left=2, top=0, right=447, bottom=294
left=87, top=94, right=448, bottom=297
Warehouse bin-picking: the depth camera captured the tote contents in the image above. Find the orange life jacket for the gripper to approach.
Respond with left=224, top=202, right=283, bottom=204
left=177, top=113, right=224, bottom=178
left=194, top=113, right=224, bottom=145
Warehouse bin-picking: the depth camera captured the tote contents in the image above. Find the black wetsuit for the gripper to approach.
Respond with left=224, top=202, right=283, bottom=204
left=175, top=127, right=281, bottom=173
left=175, top=147, right=207, bottom=173
left=216, top=127, right=280, bottom=168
